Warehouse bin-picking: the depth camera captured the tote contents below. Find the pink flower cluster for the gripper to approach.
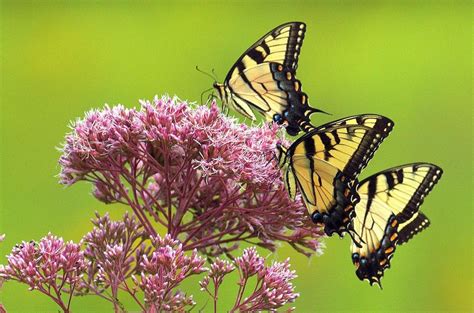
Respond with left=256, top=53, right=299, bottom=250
left=134, top=235, right=206, bottom=312
left=79, top=212, right=149, bottom=310
left=200, top=247, right=299, bottom=312
left=1, top=96, right=323, bottom=312
left=0, top=234, right=86, bottom=312
left=79, top=213, right=206, bottom=312
left=1, top=215, right=302, bottom=312
left=59, top=96, right=324, bottom=257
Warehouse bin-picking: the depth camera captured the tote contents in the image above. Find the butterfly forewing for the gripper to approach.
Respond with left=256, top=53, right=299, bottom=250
left=309, top=114, right=394, bottom=178
left=224, top=22, right=306, bottom=81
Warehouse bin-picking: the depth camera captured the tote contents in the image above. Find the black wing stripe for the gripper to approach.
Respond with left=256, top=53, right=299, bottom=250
left=304, top=137, right=319, bottom=204
left=261, top=41, right=271, bottom=55
left=361, top=175, right=378, bottom=237
left=247, top=49, right=265, bottom=64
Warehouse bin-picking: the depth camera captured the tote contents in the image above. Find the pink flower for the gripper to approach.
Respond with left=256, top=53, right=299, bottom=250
left=234, top=250, right=299, bottom=312
left=59, top=96, right=324, bottom=258
left=253, top=259, right=299, bottom=310
left=134, top=234, right=206, bottom=312
left=234, top=247, right=265, bottom=278
left=0, top=234, right=86, bottom=312
left=200, top=247, right=300, bottom=312
left=79, top=212, right=148, bottom=310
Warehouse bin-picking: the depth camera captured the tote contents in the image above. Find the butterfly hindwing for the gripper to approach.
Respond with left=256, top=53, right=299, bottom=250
left=351, top=163, right=443, bottom=287
left=398, top=211, right=430, bottom=245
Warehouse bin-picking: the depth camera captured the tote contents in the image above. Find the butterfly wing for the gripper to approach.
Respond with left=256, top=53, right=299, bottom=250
left=226, top=62, right=306, bottom=124
left=224, top=21, right=305, bottom=83
left=287, top=115, right=393, bottom=236
left=219, top=22, right=321, bottom=135
left=351, top=163, right=443, bottom=287
left=307, top=115, right=394, bottom=179
left=283, top=165, right=298, bottom=200
left=398, top=211, right=430, bottom=245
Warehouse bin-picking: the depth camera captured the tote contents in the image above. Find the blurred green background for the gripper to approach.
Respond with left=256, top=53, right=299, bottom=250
left=0, top=1, right=471, bottom=312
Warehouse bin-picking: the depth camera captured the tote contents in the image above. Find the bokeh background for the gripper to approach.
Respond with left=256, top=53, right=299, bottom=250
left=0, top=1, right=471, bottom=312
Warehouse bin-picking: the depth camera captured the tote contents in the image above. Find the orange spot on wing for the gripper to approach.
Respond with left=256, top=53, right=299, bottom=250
left=385, top=247, right=394, bottom=254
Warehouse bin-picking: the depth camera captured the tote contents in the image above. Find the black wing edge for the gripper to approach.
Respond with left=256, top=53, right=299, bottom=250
left=329, top=115, right=394, bottom=179
left=398, top=212, right=431, bottom=245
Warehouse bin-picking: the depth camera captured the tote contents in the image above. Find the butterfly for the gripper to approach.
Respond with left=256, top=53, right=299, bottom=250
left=351, top=163, right=443, bottom=287
left=212, top=21, right=324, bottom=136
left=277, top=114, right=394, bottom=237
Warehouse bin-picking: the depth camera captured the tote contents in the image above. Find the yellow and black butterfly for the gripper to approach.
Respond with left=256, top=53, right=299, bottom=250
left=277, top=114, right=394, bottom=237
left=213, top=21, right=324, bottom=136
left=351, top=163, right=443, bottom=287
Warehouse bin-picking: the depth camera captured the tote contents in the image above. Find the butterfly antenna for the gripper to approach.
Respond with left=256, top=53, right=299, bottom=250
left=211, top=68, right=219, bottom=81
left=196, top=66, right=216, bottom=82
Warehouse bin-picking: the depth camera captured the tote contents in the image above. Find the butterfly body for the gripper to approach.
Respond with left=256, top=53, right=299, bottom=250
left=213, top=22, right=322, bottom=136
